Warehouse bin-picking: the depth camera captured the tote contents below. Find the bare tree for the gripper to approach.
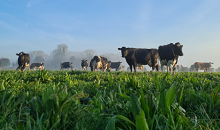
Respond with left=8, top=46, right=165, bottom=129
left=83, top=49, right=96, bottom=60
left=34, top=56, right=45, bottom=63
left=29, top=51, right=48, bottom=62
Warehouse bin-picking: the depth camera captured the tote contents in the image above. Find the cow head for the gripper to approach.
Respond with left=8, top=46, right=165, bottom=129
left=173, top=42, right=183, bottom=56
left=41, top=63, right=44, bottom=65
left=209, top=62, right=214, bottom=67
left=16, top=52, right=25, bottom=56
left=118, top=47, right=128, bottom=58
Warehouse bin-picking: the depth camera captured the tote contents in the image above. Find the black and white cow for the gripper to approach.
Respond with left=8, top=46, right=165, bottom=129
left=16, top=52, right=30, bottom=71
left=61, top=62, right=74, bottom=70
left=81, top=60, right=88, bottom=71
left=30, top=63, right=44, bottom=70
left=110, top=62, right=122, bottom=71
left=158, top=42, right=183, bottom=75
left=89, top=55, right=109, bottom=72
left=118, top=47, right=159, bottom=73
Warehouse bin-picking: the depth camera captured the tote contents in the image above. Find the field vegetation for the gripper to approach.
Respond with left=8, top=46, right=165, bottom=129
left=0, top=70, right=219, bottom=130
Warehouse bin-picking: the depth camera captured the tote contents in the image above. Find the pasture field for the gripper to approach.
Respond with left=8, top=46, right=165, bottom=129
left=0, top=70, right=219, bottom=130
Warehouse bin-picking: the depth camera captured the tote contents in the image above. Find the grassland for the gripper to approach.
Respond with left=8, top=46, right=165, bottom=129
left=0, top=70, right=219, bottom=130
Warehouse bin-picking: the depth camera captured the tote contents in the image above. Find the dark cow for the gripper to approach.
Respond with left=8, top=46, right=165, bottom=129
left=81, top=60, right=88, bottom=71
left=110, top=62, right=122, bottom=71
left=158, top=42, right=183, bottom=75
left=61, top=62, right=74, bottom=70
left=89, top=55, right=109, bottom=72
left=16, top=52, right=30, bottom=71
left=194, top=62, right=213, bottom=72
left=118, top=47, right=159, bottom=73
left=30, top=63, right=44, bottom=70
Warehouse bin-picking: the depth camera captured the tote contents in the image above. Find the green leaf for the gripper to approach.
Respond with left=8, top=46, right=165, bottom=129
left=135, top=110, right=149, bottom=130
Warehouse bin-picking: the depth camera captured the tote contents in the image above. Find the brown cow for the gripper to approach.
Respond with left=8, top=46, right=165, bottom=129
left=194, top=62, right=213, bottom=72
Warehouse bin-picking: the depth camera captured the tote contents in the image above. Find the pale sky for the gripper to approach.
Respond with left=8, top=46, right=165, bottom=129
left=0, top=0, right=220, bottom=69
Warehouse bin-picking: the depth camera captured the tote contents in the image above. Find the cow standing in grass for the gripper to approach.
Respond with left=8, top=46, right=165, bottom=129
left=194, top=62, right=213, bottom=72
left=90, top=55, right=109, bottom=72
left=30, top=63, right=44, bottom=70
left=118, top=47, right=159, bottom=73
left=158, top=42, right=183, bottom=75
left=81, top=60, right=88, bottom=71
left=16, top=52, right=30, bottom=71
left=61, top=62, right=74, bottom=70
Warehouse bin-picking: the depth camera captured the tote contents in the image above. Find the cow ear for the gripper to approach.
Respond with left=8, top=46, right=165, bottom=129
left=118, top=48, right=121, bottom=50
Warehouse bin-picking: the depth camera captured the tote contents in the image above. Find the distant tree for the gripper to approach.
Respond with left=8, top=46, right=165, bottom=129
left=83, top=49, right=96, bottom=60
left=29, top=51, right=48, bottom=62
left=34, top=56, right=45, bottom=63
left=0, top=58, right=10, bottom=67
left=51, top=44, right=69, bottom=62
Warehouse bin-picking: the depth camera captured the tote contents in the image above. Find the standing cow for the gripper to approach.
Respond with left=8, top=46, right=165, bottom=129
left=118, top=47, right=159, bottom=73
left=30, top=63, right=44, bottom=70
left=194, top=62, right=213, bottom=72
left=16, top=52, right=30, bottom=71
left=158, top=42, right=183, bottom=75
left=89, top=55, right=109, bottom=72
left=81, top=60, right=88, bottom=71
left=61, top=62, right=74, bottom=70
left=110, top=62, right=122, bottom=71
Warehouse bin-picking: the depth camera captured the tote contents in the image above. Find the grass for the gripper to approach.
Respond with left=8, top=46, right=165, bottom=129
left=0, top=70, right=219, bottom=129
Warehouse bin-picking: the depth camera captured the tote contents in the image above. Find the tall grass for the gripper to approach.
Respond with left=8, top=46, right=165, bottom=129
left=0, top=70, right=219, bottom=129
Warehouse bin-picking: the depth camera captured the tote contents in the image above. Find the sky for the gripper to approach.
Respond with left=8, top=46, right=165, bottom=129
left=0, top=0, right=220, bottom=69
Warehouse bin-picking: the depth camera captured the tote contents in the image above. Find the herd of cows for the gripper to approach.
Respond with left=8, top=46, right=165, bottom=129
left=14, top=42, right=217, bottom=74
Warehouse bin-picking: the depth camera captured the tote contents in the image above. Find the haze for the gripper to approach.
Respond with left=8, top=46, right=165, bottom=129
left=0, top=0, right=220, bottom=69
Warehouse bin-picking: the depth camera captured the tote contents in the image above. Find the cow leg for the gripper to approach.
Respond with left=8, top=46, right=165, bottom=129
left=129, top=65, right=133, bottom=72
left=133, top=64, right=137, bottom=73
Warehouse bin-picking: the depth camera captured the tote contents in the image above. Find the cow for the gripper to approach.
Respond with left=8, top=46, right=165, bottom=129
left=30, top=63, right=44, bottom=70
left=16, top=52, right=30, bottom=71
left=81, top=60, right=88, bottom=71
left=176, top=65, right=183, bottom=72
left=118, top=47, right=159, bottom=73
left=110, top=62, right=122, bottom=71
left=60, top=62, right=74, bottom=70
left=136, top=64, right=144, bottom=71
left=89, top=55, right=109, bottom=72
left=158, top=42, right=183, bottom=75
left=194, top=62, right=213, bottom=72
